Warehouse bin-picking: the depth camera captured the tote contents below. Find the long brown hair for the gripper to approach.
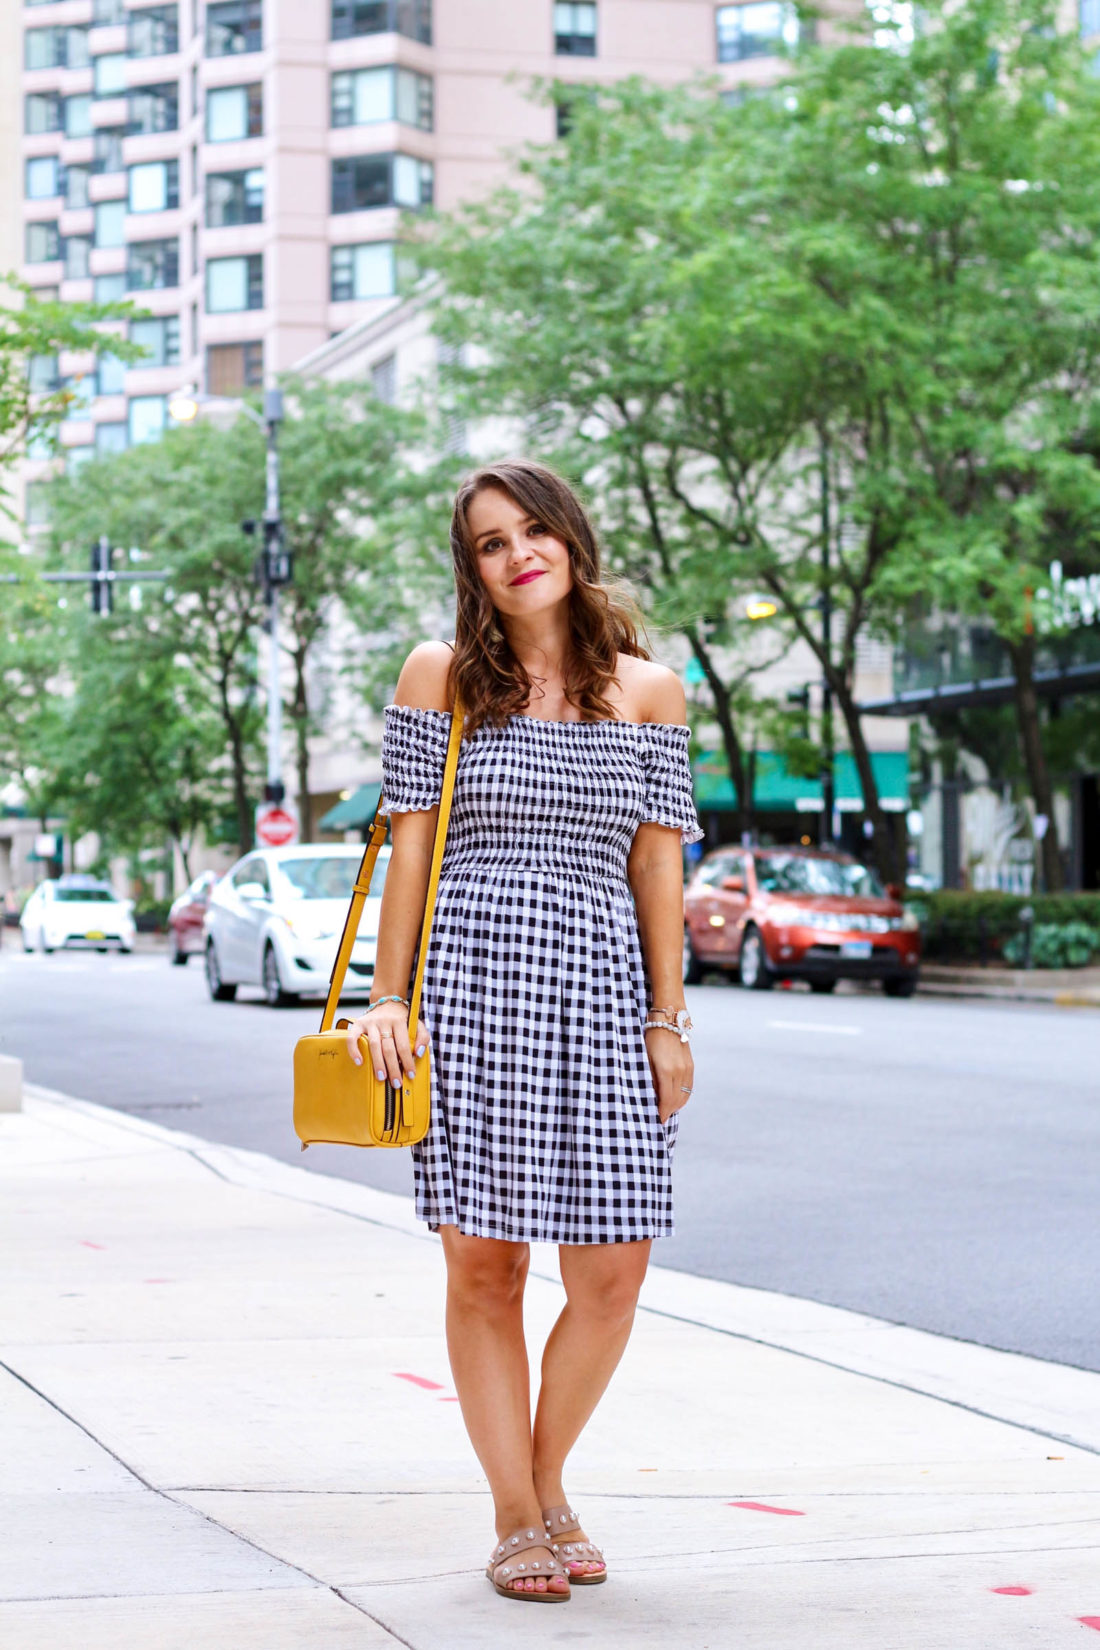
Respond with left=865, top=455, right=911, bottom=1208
left=449, top=459, right=649, bottom=731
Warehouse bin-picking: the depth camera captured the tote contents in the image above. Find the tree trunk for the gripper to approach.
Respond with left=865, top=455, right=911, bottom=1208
left=831, top=671, right=898, bottom=886
left=292, top=641, right=312, bottom=842
left=1006, top=635, right=1062, bottom=892
left=684, top=624, right=751, bottom=842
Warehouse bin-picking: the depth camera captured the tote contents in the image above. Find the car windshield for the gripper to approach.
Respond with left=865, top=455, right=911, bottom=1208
left=55, top=886, right=118, bottom=903
left=753, top=855, right=885, bottom=899
left=277, top=856, right=388, bottom=900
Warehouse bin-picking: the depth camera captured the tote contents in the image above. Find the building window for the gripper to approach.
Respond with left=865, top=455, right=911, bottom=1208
left=129, top=394, right=167, bottom=444
left=127, top=238, right=180, bottom=290
left=25, top=222, right=61, bottom=264
left=371, top=352, right=396, bottom=402
left=331, top=0, right=431, bottom=43
left=63, top=373, right=96, bottom=417
left=554, top=2, right=596, bottom=55
left=206, top=340, right=263, bottom=394
left=330, top=241, right=395, bottom=301
left=65, top=94, right=94, bottom=138
left=25, top=156, right=61, bottom=201
left=205, top=167, right=264, bottom=226
left=129, top=158, right=180, bottom=212
left=205, top=83, right=263, bottom=140
left=25, top=26, right=68, bottom=68
left=1082, top=0, right=1100, bottom=30
left=715, top=2, right=798, bottom=60
left=94, top=199, right=127, bottom=248
left=206, top=0, right=263, bottom=56
left=331, top=153, right=433, bottom=212
left=26, top=92, right=63, bottom=135
left=128, top=5, right=179, bottom=58
left=66, top=165, right=92, bottom=208
left=28, top=354, right=61, bottom=392
left=128, top=81, right=179, bottom=134
left=97, top=353, right=128, bottom=395
left=96, top=421, right=128, bottom=453
left=93, top=127, right=126, bottom=174
left=67, top=446, right=96, bottom=476
left=331, top=66, right=433, bottom=129
left=64, top=235, right=93, bottom=279
left=94, top=53, right=129, bottom=96
left=95, top=272, right=128, bottom=302
left=206, top=253, right=263, bottom=311
left=130, top=314, right=181, bottom=366
left=93, top=0, right=127, bottom=22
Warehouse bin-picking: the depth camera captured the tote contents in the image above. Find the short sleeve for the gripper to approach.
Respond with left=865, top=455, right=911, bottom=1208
left=639, top=724, right=704, bottom=844
left=380, top=704, right=450, bottom=814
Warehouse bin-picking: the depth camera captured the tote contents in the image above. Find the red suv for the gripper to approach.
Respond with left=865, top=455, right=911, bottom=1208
left=683, top=846, right=921, bottom=996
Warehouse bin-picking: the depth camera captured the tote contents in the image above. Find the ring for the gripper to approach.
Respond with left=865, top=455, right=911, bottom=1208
left=680, top=1086, right=692, bottom=1094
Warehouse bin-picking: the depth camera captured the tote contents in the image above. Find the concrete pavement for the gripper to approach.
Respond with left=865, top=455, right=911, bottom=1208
left=2, top=1084, right=1099, bottom=1650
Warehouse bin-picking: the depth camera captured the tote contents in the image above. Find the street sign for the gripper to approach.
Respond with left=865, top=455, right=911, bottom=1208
left=255, top=802, right=299, bottom=848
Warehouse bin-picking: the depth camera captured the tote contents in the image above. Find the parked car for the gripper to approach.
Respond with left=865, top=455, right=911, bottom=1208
left=167, top=870, right=219, bottom=965
left=203, top=843, right=387, bottom=1007
left=683, top=845, right=921, bottom=996
left=19, top=875, right=136, bottom=955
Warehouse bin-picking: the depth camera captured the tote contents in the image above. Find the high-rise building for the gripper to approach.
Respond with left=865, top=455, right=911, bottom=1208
left=17, top=0, right=838, bottom=494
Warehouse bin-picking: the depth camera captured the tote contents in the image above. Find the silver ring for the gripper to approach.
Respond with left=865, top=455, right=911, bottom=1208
left=680, top=1086, right=692, bottom=1094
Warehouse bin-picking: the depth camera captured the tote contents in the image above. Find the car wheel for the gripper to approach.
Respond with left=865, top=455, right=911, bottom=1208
left=40, top=929, right=54, bottom=955
left=682, top=927, right=704, bottom=985
left=21, top=930, right=32, bottom=953
left=263, top=943, right=299, bottom=1008
left=883, top=975, right=918, bottom=998
left=810, top=979, right=837, bottom=995
left=170, top=931, right=188, bottom=966
left=738, top=925, right=774, bottom=991
left=205, top=940, right=237, bottom=1002
left=118, top=945, right=133, bottom=955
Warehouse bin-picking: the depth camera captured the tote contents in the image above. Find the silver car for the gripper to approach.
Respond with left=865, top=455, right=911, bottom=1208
left=203, top=843, right=387, bottom=1007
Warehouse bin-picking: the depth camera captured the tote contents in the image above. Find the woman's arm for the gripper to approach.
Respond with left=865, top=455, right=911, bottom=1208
left=346, top=641, right=452, bottom=1086
left=626, top=665, right=694, bottom=1123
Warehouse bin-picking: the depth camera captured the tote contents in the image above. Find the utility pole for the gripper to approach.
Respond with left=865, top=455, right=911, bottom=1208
left=819, top=430, right=836, bottom=847
left=255, top=387, right=291, bottom=805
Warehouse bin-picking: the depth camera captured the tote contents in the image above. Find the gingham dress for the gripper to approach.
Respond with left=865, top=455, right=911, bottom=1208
left=381, top=707, right=703, bottom=1244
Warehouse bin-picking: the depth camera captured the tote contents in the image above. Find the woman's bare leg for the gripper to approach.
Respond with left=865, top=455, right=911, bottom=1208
left=531, top=1239, right=652, bottom=1576
left=438, top=1225, right=569, bottom=1596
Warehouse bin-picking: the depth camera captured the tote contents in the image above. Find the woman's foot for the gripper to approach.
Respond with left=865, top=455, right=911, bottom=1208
left=486, top=1526, right=570, bottom=1600
left=540, top=1502, right=607, bottom=1582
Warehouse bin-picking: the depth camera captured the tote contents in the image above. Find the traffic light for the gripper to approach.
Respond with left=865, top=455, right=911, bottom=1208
left=90, top=537, right=113, bottom=615
left=262, top=518, right=293, bottom=588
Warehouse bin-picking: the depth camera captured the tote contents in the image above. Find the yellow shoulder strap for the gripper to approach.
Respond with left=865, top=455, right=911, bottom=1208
left=319, top=697, right=464, bottom=1035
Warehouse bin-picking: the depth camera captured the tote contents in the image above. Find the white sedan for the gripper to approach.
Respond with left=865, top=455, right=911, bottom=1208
left=203, top=843, right=387, bottom=1007
left=20, top=876, right=136, bottom=954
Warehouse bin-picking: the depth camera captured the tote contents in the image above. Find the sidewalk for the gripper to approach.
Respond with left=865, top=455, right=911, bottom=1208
left=1, top=1086, right=1098, bottom=1650
left=919, top=963, right=1100, bottom=1006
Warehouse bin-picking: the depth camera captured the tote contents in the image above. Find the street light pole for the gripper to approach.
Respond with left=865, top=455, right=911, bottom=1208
left=261, top=386, right=286, bottom=806
left=819, top=430, right=836, bottom=847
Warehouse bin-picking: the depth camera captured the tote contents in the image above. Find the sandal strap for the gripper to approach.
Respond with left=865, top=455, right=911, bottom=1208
left=487, top=1526, right=566, bottom=1581
left=541, top=1502, right=581, bottom=1534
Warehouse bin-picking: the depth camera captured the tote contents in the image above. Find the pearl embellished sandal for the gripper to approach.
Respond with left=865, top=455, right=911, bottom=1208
left=541, top=1503, right=607, bottom=1585
left=485, top=1525, right=570, bottom=1602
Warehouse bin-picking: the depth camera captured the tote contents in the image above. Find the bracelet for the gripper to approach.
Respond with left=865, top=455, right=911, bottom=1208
left=644, top=1008, right=693, bottom=1045
left=363, top=995, right=409, bottom=1013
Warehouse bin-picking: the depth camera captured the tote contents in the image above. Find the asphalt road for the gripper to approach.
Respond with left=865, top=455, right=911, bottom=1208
left=3, top=938, right=1097, bottom=1371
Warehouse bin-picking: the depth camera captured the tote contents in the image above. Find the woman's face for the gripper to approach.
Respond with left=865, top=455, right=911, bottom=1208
left=466, top=486, right=573, bottom=621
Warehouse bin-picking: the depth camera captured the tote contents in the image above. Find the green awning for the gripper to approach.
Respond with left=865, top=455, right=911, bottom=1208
left=693, top=750, right=909, bottom=811
left=318, top=783, right=383, bottom=831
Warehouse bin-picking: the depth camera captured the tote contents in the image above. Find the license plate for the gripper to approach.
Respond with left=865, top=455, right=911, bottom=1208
left=85, top=930, right=105, bottom=940
left=841, top=940, right=873, bottom=959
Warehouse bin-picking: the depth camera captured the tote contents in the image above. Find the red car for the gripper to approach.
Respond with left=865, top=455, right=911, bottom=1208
left=683, top=845, right=921, bottom=996
left=167, top=870, right=218, bottom=966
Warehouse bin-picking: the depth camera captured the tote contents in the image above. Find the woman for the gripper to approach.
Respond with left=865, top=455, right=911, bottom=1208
left=345, top=459, right=702, bottom=1604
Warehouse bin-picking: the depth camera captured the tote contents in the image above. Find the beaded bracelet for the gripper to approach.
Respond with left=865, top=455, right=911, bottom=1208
left=363, top=995, right=409, bottom=1013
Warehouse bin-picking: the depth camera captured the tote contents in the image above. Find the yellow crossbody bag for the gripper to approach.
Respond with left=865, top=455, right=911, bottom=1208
left=292, top=700, right=464, bottom=1149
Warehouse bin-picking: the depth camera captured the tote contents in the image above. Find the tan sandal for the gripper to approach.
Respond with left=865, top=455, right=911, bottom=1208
left=485, top=1525, right=570, bottom=1602
left=541, top=1503, right=607, bottom=1585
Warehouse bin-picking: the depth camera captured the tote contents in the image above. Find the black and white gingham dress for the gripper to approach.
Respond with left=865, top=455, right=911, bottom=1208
left=381, top=707, right=703, bottom=1244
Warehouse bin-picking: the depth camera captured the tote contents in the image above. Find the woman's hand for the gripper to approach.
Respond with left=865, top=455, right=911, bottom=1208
left=643, top=1026, right=694, bottom=1124
left=345, top=1003, right=430, bottom=1086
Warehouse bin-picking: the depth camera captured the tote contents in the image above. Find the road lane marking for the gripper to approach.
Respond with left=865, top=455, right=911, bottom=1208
left=767, top=1020, right=862, bottom=1036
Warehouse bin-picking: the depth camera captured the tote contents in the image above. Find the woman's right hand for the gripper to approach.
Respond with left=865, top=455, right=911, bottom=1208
left=345, top=1003, right=430, bottom=1086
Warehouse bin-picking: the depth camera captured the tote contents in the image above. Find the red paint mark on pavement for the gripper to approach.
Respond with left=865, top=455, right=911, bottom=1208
left=439, top=1396, right=461, bottom=1402
left=393, top=1372, right=445, bottom=1390
left=79, top=1241, right=106, bottom=1250
left=990, top=1587, right=1033, bottom=1596
left=1079, top=1619, right=1100, bottom=1632
left=727, top=1501, right=805, bottom=1517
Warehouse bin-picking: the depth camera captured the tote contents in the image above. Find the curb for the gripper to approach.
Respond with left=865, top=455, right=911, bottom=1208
left=20, top=1081, right=1100, bottom=1460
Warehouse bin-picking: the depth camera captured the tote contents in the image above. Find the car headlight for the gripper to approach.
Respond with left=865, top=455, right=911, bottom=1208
left=893, top=910, right=921, bottom=931
left=280, top=914, right=336, bottom=942
left=768, top=905, right=824, bottom=928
